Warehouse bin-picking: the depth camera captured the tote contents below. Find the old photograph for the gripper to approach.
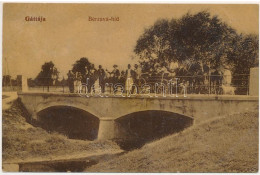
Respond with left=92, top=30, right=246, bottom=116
left=2, top=3, right=259, bottom=172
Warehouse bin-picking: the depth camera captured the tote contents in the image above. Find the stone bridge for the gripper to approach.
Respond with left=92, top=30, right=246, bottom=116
left=18, top=92, right=258, bottom=140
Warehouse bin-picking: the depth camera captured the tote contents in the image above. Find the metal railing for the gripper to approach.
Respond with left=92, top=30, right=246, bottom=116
left=26, top=74, right=250, bottom=96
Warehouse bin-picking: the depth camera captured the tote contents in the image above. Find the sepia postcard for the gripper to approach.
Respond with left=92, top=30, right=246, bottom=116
left=2, top=3, right=259, bottom=173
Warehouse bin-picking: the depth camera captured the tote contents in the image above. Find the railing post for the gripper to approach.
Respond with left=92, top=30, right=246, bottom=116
left=208, top=74, right=211, bottom=95
left=249, top=67, right=259, bottom=96
left=21, top=76, right=28, bottom=92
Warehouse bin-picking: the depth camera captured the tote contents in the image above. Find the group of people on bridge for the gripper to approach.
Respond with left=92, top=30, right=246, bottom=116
left=67, top=64, right=143, bottom=94
left=66, top=60, right=234, bottom=95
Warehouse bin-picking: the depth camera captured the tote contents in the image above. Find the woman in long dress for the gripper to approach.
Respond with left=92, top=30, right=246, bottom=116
left=74, top=72, right=82, bottom=93
left=221, top=65, right=234, bottom=95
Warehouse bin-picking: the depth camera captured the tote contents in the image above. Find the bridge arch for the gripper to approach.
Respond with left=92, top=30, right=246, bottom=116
left=35, top=100, right=102, bottom=119
left=113, top=110, right=194, bottom=150
left=36, top=105, right=100, bottom=141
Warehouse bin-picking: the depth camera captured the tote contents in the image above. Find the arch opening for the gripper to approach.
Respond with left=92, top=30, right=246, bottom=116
left=37, top=106, right=99, bottom=141
left=114, top=110, right=193, bottom=150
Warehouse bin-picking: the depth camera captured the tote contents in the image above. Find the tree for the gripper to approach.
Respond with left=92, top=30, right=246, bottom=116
left=72, top=57, right=92, bottom=75
left=227, top=34, right=259, bottom=94
left=28, top=78, right=36, bottom=87
left=228, top=34, right=259, bottom=74
left=2, top=75, right=11, bottom=87
left=134, top=19, right=171, bottom=74
left=134, top=11, right=254, bottom=74
left=169, top=12, right=238, bottom=70
left=35, top=61, right=59, bottom=90
left=71, top=57, right=97, bottom=83
left=134, top=11, right=259, bottom=95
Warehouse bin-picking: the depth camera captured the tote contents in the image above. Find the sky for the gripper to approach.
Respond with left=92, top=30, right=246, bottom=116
left=3, top=4, right=259, bottom=79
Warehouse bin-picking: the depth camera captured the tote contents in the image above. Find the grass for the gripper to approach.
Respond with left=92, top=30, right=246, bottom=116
left=87, top=110, right=259, bottom=173
left=2, top=99, right=121, bottom=162
left=3, top=98, right=258, bottom=172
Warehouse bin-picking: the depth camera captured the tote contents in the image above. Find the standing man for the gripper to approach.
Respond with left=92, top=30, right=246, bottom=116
left=111, top=64, right=120, bottom=85
left=97, top=65, right=106, bottom=93
left=80, top=66, right=88, bottom=93
left=134, top=64, right=142, bottom=93
left=125, top=64, right=135, bottom=94
left=67, top=70, right=74, bottom=93
left=88, top=64, right=96, bottom=93
left=120, top=70, right=126, bottom=85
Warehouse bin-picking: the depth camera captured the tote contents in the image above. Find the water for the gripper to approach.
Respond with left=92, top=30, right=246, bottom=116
left=24, top=108, right=193, bottom=172
left=17, top=151, right=125, bottom=172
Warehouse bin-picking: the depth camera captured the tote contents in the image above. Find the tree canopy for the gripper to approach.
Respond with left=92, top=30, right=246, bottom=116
left=35, top=61, right=59, bottom=86
left=134, top=11, right=259, bottom=75
left=72, top=57, right=95, bottom=75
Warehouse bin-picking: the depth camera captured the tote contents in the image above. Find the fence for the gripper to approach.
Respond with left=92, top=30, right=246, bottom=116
left=24, top=74, right=250, bottom=96
left=136, top=73, right=249, bottom=95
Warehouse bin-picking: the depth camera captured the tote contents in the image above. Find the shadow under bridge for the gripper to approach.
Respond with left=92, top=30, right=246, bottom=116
left=113, top=110, right=194, bottom=150
left=37, top=106, right=100, bottom=141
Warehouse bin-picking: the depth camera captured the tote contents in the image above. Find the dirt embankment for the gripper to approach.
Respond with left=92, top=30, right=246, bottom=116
left=2, top=99, right=122, bottom=163
left=3, top=96, right=259, bottom=173
left=88, top=111, right=259, bottom=173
